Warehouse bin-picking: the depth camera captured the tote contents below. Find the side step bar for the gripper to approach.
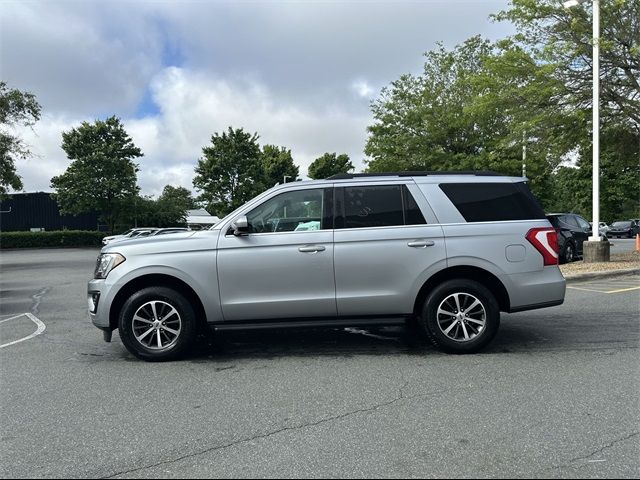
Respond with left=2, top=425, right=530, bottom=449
left=212, top=317, right=409, bottom=332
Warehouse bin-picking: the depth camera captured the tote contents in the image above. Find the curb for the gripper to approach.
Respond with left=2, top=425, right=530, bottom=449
left=563, top=267, right=640, bottom=283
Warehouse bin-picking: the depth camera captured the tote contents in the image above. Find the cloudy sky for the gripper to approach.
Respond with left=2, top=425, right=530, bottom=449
left=1, top=0, right=514, bottom=197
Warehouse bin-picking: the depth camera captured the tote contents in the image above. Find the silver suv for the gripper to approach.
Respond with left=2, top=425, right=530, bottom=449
left=88, top=172, right=565, bottom=361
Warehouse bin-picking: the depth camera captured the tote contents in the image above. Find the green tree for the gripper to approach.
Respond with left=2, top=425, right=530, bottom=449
left=365, top=38, right=513, bottom=171
left=364, top=36, right=560, bottom=197
left=193, top=127, right=264, bottom=216
left=0, top=82, right=41, bottom=197
left=493, top=0, right=640, bottom=129
left=491, top=0, right=640, bottom=217
left=261, top=144, right=299, bottom=187
left=156, top=185, right=195, bottom=226
left=365, top=0, right=639, bottom=217
left=548, top=125, right=640, bottom=222
left=308, top=152, right=354, bottom=179
left=50, top=116, right=142, bottom=232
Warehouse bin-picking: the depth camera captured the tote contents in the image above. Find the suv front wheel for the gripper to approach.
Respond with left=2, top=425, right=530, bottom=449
left=118, top=286, right=198, bottom=361
left=419, top=279, right=500, bottom=354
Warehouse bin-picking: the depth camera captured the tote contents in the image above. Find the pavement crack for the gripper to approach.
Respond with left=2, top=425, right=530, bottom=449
left=30, top=287, right=50, bottom=316
left=541, top=431, right=640, bottom=474
left=102, top=382, right=417, bottom=479
left=568, top=431, right=640, bottom=464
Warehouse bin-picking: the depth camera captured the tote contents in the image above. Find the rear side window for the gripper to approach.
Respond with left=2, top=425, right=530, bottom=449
left=562, top=215, right=579, bottom=228
left=336, top=185, right=427, bottom=229
left=403, top=185, right=427, bottom=225
left=343, top=185, right=403, bottom=228
left=439, top=182, right=545, bottom=222
left=575, top=216, right=591, bottom=230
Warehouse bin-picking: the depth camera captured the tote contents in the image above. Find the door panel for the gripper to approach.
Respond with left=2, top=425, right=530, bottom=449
left=217, top=231, right=336, bottom=320
left=334, top=225, right=446, bottom=315
left=217, top=186, right=336, bottom=321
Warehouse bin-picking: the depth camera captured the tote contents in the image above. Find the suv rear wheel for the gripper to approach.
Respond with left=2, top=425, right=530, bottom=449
left=419, top=279, right=500, bottom=354
left=562, top=242, right=576, bottom=263
left=118, top=287, right=198, bottom=362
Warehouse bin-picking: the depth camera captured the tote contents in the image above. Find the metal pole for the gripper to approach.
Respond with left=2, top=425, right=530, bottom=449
left=590, top=0, right=600, bottom=241
left=522, top=130, right=527, bottom=178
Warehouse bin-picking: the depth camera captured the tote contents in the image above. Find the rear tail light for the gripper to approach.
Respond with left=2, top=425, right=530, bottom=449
left=526, top=227, right=559, bottom=266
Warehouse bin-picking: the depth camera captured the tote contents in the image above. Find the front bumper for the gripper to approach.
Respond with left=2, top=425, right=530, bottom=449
left=88, top=278, right=111, bottom=329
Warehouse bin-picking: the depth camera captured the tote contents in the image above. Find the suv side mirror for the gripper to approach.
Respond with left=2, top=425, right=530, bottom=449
left=232, top=216, right=249, bottom=236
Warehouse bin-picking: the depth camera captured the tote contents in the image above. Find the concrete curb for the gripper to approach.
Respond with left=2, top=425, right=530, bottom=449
left=563, top=267, right=640, bottom=283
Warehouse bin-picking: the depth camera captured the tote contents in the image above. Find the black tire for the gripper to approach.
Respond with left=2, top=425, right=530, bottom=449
left=418, top=279, right=500, bottom=354
left=561, top=242, right=576, bottom=264
left=118, top=286, right=198, bottom=362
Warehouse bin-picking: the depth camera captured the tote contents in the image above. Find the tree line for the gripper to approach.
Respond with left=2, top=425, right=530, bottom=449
left=365, top=0, right=639, bottom=220
left=1, top=0, right=638, bottom=229
left=1, top=97, right=354, bottom=231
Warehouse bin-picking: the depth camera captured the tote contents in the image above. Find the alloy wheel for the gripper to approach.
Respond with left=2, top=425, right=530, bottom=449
left=436, top=292, right=486, bottom=342
left=565, top=244, right=574, bottom=262
left=132, top=300, right=182, bottom=350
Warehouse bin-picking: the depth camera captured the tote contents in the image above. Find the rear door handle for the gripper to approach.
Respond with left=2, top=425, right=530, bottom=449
left=298, top=245, right=326, bottom=253
left=408, top=240, right=435, bottom=248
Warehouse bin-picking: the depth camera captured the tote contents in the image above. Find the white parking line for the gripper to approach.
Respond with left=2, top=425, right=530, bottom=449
left=0, top=313, right=46, bottom=349
left=0, top=314, right=27, bottom=324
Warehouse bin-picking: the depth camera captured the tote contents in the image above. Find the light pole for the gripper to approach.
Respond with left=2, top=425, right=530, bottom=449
left=564, top=0, right=608, bottom=261
left=522, top=130, right=527, bottom=178
left=283, top=175, right=291, bottom=184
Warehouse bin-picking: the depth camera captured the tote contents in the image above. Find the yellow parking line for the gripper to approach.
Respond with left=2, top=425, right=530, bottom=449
left=567, top=286, right=611, bottom=293
left=605, top=285, right=640, bottom=294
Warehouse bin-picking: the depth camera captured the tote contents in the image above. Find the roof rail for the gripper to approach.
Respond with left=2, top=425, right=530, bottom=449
left=326, top=171, right=503, bottom=180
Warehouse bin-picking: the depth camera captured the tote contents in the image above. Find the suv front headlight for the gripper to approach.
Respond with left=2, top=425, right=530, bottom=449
left=94, top=253, right=126, bottom=279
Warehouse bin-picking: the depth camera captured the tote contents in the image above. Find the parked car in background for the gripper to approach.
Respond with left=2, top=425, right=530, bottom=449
left=102, top=228, right=159, bottom=245
left=546, top=213, right=592, bottom=263
left=598, top=222, right=610, bottom=236
left=607, top=220, right=640, bottom=238
left=149, top=228, right=190, bottom=237
left=589, top=221, right=610, bottom=237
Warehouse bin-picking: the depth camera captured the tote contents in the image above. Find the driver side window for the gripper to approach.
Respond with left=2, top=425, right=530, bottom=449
left=246, top=188, right=325, bottom=234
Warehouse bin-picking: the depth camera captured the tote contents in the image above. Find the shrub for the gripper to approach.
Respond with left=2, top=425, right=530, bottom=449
left=0, top=230, right=106, bottom=249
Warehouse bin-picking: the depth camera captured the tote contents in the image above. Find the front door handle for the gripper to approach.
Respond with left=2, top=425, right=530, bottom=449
left=408, top=240, right=435, bottom=248
left=298, top=245, right=326, bottom=253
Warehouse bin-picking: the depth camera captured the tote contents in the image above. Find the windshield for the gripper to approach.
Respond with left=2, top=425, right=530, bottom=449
left=612, top=221, right=631, bottom=228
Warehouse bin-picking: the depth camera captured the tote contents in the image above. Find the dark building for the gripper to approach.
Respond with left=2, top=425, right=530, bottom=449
left=0, top=192, right=101, bottom=232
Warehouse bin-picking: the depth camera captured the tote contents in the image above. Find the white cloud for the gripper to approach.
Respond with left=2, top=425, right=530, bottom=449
left=4, top=0, right=516, bottom=201
left=128, top=67, right=371, bottom=195
left=351, top=80, right=376, bottom=99
left=0, top=1, right=163, bottom=116
left=13, top=114, right=81, bottom=193
left=16, top=67, right=370, bottom=197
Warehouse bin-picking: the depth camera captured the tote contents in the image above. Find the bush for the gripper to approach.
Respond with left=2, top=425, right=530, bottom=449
left=0, top=230, right=106, bottom=249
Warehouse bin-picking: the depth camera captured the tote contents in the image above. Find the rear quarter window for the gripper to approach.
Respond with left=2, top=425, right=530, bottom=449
left=439, top=182, right=546, bottom=222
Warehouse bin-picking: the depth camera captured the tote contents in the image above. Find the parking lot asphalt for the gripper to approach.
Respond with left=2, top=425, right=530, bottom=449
left=0, top=248, right=638, bottom=479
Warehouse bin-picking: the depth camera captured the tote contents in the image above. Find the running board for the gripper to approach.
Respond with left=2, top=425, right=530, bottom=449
left=212, top=317, right=408, bottom=332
